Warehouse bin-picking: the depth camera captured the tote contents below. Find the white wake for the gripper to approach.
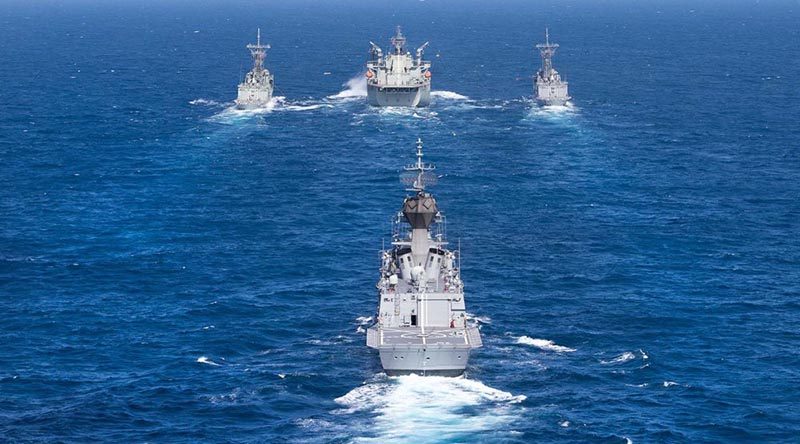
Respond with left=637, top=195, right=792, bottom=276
left=430, top=90, right=469, bottom=100
left=335, top=374, right=525, bottom=443
left=517, top=336, right=576, bottom=353
left=329, top=75, right=368, bottom=99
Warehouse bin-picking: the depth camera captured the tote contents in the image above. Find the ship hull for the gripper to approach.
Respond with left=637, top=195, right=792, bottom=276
left=367, top=84, right=431, bottom=107
left=367, top=326, right=481, bottom=377
left=235, top=85, right=273, bottom=110
left=536, top=97, right=569, bottom=107
left=535, top=81, right=570, bottom=107
left=378, top=347, right=471, bottom=376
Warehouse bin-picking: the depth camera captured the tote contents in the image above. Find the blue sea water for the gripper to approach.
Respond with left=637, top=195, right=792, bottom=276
left=1, top=0, right=799, bottom=442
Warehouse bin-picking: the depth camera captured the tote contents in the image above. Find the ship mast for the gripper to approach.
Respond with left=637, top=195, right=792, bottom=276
left=391, top=25, right=407, bottom=54
left=535, top=28, right=559, bottom=76
left=246, top=28, right=270, bottom=70
left=404, top=138, right=436, bottom=193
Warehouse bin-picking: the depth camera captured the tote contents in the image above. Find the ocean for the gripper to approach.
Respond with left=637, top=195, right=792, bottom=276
left=1, top=0, right=799, bottom=442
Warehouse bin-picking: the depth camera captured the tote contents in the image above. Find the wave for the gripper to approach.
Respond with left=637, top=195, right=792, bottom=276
left=431, top=90, right=469, bottom=100
left=196, top=356, right=221, bottom=366
left=335, top=374, right=525, bottom=442
left=328, top=75, right=367, bottom=99
left=527, top=101, right=579, bottom=119
left=207, top=96, right=332, bottom=123
left=356, top=316, right=373, bottom=325
left=189, top=98, right=224, bottom=107
left=517, top=336, right=576, bottom=353
left=281, top=103, right=331, bottom=111
left=601, top=351, right=637, bottom=365
left=466, top=313, right=492, bottom=324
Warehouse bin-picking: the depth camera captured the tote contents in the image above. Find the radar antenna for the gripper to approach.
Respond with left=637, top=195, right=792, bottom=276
left=246, top=28, right=270, bottom=70
left=401, top=138, right=437, bottom=192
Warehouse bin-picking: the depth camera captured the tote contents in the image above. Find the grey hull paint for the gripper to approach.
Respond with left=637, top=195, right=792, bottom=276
left=378, top=347, right=471, bottom=376
left=367, top=84, right=431, bottom=107
left=368, top=141, right=481, bottom=377
left=386, top=369, right=466, bottom=377
left=536, top=98, right=569, bottom=107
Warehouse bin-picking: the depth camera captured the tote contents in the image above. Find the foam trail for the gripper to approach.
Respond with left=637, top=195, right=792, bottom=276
left=329, top=75, right=367, bottom=99
left=335, top=375, right=525, bottom=443
left=207, top=97, right=282, bottom=123
left=601, top=352, right=636, bottom=364
left=527, top=101, right=579, bottom=119
left=431, top=90, right=469, bottom=100
left=197, top=356, right=221, bottom=366
left=517, top=336, right=576, bottom=353
left=466, top=312, right=492, bottom=324
left=189, top=98, right=223, bottom=106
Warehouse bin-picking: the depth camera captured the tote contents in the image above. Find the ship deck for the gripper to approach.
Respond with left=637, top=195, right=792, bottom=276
left=368, top=326, right=482, bottom=349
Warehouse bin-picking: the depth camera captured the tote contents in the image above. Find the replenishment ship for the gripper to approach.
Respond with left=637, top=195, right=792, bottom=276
left=366, top=27, right=432, bottom=107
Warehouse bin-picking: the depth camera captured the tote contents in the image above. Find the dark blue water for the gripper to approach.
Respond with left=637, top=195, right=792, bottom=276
left=2, top=0, right=799, bottom=442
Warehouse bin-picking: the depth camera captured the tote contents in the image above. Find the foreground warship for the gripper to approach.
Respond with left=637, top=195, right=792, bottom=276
left=235, top=29, right=274, bottom=109
left=366, top=27, right=432, bottom=107
left=367, top=139, right=482, bottom=376
left=534, top=29, right=571, bottom=106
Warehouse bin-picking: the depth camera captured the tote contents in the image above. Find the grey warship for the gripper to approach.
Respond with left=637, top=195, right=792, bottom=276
left=367, top=139, right=482, bottom=376
left=366, top=27, right=432, bottom=107
left=534, top=29, right=571, bottom=106
left=235, top=29, right=274, bottom=109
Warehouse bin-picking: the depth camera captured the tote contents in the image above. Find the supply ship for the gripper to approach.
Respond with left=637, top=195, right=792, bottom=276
left=366, top=27, right=432, bottom=107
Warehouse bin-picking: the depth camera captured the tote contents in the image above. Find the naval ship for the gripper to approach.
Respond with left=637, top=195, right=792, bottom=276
left=235, top=29, right=274, bottom=109
left=367, top=139, right=482, bottom=376
left=366, top=27, right=432, bottom=107
left=534, top=29, right=571, bottom=106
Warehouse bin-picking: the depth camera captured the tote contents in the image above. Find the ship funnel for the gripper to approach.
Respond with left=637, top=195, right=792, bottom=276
left=400, top=138, right=439, bottom=229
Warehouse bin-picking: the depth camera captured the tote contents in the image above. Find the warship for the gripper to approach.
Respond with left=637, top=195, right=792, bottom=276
left=534, top=29, right=571, bottom=106
left=366, top=139, right=482, bottom=376
left=366, top=27, right=432, bottom=107
left=235, top=29, right=274, bottom=109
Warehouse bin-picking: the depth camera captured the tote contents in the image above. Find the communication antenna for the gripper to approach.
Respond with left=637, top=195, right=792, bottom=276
left=400, top=138, right=437, bottom=192
left=247, top=28, right=270, bottom=70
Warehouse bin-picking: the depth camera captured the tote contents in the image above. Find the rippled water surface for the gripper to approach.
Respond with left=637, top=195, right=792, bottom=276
left=1, top=0, right=799, bottom=442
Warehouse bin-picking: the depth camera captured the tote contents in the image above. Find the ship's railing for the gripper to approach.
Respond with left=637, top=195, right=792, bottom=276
left=366, top=328, right=380, bottom=347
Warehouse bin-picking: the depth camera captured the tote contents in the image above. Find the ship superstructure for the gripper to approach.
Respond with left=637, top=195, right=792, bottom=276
left=366, top=139, right=482, bottom=376
left=235, top=29, right=274, bottom=109
left=366, top=27, right=432, bottom=107
left=534, top=28, right=571, bottom=106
